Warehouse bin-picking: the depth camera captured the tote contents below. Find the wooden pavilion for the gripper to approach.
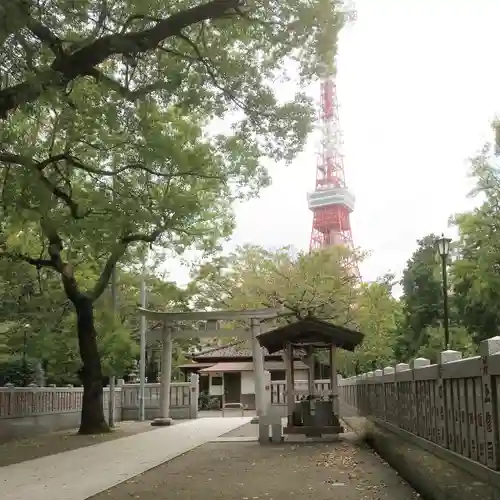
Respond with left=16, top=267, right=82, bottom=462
left=257, top=317, right=364, bottom=437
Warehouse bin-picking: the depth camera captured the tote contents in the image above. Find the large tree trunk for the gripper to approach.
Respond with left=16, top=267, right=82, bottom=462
left=75, top=294, right=110, bottom=434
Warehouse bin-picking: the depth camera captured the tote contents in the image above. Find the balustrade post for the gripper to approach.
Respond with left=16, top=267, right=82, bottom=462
left=382, top=367, right=395, bottom=423
left=5, top=383, right=15, bottom=417
left=357, top=374, right=365, bottom=415
left=437, top=350, right=462, bottom=449
left=374, top=369, right=383, bottom=418
left=116, top=379, right=124, bottom=422
left=366, top=371, right=374, bottom=415
left=337, top=374, right=343, bottom=408
left=361, top=373, right=368, bottom=415
left=108, top=376, right=116, bottom=428
left=335, top=373, right=342, bottom=416
left=395, top=363, right=410, bottom=428
left=410, top=358, right=430, bottom=437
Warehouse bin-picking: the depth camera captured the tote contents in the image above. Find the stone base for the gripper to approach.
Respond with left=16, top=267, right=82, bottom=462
left=270, top=423, right=283, bottom=443
left=150, top=417, right=173, bottom=427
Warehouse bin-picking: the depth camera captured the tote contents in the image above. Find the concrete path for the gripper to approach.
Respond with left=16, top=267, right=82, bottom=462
left=0, top=417, right=252, bottom=500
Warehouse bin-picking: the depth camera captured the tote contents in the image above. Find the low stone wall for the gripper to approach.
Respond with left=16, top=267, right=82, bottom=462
left=338, top=336, right=500, bottom=493
left=0, top=387, right=122, bottom=441
left=0, top=378, right=197, bottom=440
left=342, top=411, right=500, bottom=500
left=121, top=382, right=195, bottom=420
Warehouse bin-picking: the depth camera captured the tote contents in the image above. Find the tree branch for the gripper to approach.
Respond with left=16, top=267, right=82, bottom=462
left=38, top=152, right=226, bottom=181
left=26, top=16, right=65, bottom=57
left=0, top=0, right=31, bottom=48
left=39, top=218, right=82, bottom=302
left=0, top=0, right=243, bottom=118
left=0, top=249, right=57, bottom=270
left=86, top=68, right=175, bottom=99
left=78, top=0, right=108, bottom=45
left=176, top=31, right=249, bottom=111
left=37, top=171, right=86, bottom=219
left=0, top=151, right=37, bottom=167
left=0, top=151, right=87, bottom=219
left=91, top=228, right=164, bottom=301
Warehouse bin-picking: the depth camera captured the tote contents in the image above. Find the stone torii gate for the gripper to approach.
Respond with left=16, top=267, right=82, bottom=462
left=138, top=307, right=282, bottom=425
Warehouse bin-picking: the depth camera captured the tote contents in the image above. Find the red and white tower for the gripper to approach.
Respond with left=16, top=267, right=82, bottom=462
left=307, top=76, right=355, bottom=251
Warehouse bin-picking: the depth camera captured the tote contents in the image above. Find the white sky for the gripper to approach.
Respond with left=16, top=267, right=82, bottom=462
left=166, top=0, right=500, bottom=288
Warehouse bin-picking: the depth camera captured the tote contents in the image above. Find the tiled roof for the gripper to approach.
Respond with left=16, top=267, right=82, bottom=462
left=192, top=340, right=266, bottom=359
left=191, top=340, right=306, bottom=360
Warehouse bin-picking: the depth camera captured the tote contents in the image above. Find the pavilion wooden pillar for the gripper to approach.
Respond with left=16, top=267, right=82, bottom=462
left=152, top=322, right=173, bottom=426
left=307, top=345, right=315, bottom=396
left=329, top=344, right=338, bottom=415
left=285, top=342, right=294, bottom=425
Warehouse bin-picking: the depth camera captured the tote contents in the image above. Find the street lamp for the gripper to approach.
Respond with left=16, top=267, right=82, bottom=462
left=436, top=234, right=452, bottom=349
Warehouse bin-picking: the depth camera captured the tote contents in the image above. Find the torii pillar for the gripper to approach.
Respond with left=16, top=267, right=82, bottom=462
left=151, top=323, right=174, bottom=426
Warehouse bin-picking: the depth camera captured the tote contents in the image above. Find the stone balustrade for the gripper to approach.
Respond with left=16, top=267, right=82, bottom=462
left=0, top=375, right=198, bottom=440
left=338, top=336, right=500, bottom=472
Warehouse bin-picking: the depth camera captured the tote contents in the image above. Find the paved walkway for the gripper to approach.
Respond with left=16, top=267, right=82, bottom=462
left=0, top=417, right=252, bottom=500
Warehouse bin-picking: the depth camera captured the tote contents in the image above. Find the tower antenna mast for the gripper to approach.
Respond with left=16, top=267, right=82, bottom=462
left=307, top=3, right=357, bottom=252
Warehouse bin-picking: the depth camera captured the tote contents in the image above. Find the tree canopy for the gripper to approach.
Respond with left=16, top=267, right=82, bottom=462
left=0, top=255, right=190, bottom=385
left=6, top=0, right=499, bottom=431
left=392, top=140, right=500, bottom=360
left=394, top=234, right=444, bottom=360
left=345, top=280, right=400, bottom=373
left=190, top=244, right=402, bottom=374
left=0, top=0, right=350, bottom=432
left=451, top=144, right=500, bottom=344
left=190, top=244, right=361, bottom=323
left=0, top=0, right=345, bottom=119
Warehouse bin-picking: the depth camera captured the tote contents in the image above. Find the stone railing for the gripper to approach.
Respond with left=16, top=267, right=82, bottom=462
left=0, top=386, right=121, bottom=419
left=0, top=385, right=122, bottom=441
left=121, top=380, right=196, bottom=420
left=0, top=377, right=197, bottom=440
left=339, top=336, right=500, bottom=473
left=271, top=379, right=332, bottom=405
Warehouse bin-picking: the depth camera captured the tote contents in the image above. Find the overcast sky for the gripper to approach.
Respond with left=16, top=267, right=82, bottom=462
left=165, top=0, right=500, bottom=288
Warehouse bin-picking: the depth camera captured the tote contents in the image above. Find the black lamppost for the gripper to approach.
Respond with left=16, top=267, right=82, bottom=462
left=436, top=234, right=452, bottom=349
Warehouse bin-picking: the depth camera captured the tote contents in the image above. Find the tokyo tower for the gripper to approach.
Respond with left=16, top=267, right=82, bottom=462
left=307, top=75, right=355, bottom=250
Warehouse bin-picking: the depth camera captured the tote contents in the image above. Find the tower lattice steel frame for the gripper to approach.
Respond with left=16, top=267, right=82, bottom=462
left=307, top=75, right=355, bottom=251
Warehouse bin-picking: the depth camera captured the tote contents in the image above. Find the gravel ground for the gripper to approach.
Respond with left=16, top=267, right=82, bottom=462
left=0, top=420, right=158, bottom=467
left=90, top=423, right=418, bottom=500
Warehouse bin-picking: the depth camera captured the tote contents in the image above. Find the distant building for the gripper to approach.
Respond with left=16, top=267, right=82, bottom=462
left=177, top=340, right=331, bottom=409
